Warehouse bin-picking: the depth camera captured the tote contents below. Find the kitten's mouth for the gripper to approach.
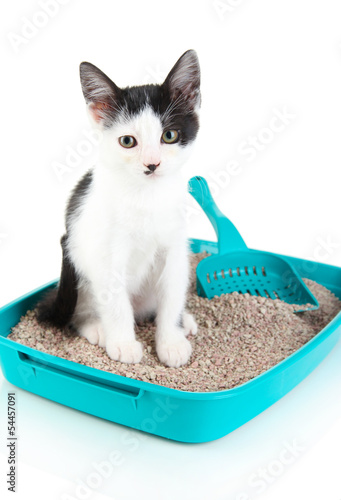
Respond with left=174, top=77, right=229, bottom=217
left=144, top=170, right=157, bottom=176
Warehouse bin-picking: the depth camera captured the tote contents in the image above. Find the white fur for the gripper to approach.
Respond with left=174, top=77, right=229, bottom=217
left=67, top=105, right=197, bottom=367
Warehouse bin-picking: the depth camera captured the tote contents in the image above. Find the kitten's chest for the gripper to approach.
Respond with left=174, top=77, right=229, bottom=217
left=121, top=191, right=184, bottom=245
left=129, top=206, right=181, bottom=249
left=123, top=204, right=183, bottom=289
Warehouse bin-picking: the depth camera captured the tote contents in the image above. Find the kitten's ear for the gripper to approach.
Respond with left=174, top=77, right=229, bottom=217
left=163, top=50, right=201, bottom=110
left=79, top=62, right=120, bottom=125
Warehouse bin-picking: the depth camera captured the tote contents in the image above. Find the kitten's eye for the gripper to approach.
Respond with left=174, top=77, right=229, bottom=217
left=161, top=130, right=179, bottom=144
left=119, top=136, right=137, bottom=148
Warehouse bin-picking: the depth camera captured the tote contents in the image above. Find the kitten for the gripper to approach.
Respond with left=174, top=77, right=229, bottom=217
left=37, top=50, right=201, bottom=368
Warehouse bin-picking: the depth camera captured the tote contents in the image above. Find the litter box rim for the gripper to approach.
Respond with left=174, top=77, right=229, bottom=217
left=0, top=238, right=340, bottom=401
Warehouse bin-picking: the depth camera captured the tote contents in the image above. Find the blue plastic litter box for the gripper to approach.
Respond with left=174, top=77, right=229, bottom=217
left=0, top=238, right=341, bottom=443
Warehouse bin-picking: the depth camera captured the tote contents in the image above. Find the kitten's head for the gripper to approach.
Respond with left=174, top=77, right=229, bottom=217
left=79, top=50, right=200, bottom=182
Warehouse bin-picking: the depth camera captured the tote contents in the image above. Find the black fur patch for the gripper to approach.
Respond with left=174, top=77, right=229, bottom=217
left=66, top=169, right=93, bottom=231
left=36, top=234, right=78, bottom=328
left=37, top=171, right=94, bottom=329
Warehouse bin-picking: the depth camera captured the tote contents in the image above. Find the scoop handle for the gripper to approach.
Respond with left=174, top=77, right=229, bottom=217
left=188, top=176, right=247, bottom=254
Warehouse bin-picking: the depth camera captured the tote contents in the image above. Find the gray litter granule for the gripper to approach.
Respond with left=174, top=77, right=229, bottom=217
left=9, top=252, right=341, bottom=392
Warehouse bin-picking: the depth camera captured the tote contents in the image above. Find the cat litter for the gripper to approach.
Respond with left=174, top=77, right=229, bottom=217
left=8, top=252, right=341, bottom=393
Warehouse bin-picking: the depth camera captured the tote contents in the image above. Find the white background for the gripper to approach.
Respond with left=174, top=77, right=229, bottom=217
left=0, top=0, right=341, bottom=499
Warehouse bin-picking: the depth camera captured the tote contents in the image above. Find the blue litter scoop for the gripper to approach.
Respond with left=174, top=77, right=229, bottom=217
left=188, top=176, right=319, bottom=312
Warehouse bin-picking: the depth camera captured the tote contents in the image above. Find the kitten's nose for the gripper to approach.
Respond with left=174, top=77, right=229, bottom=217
left=146, top=163, right=160, bottom=172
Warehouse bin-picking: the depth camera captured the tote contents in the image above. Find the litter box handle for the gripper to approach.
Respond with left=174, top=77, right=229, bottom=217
left=188, top=176, right=247, bottom=254
left=16, top=351, right=145, bottom=409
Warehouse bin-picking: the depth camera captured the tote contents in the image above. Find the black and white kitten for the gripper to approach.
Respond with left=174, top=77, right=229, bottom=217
left=37, top=50, right=201, bottom=367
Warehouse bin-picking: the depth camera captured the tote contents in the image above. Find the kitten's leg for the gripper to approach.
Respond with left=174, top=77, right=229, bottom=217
left=155, top=243, right=194, bottom=368
left=91, top=266, right=143, bottom=364
left=72, top=281, right=106, bottom=347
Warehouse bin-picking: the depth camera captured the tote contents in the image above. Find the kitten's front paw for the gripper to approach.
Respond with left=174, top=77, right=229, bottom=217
left=156, top=328, right=192, bottom=368
left=106, top=340, right=143, bottom=364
